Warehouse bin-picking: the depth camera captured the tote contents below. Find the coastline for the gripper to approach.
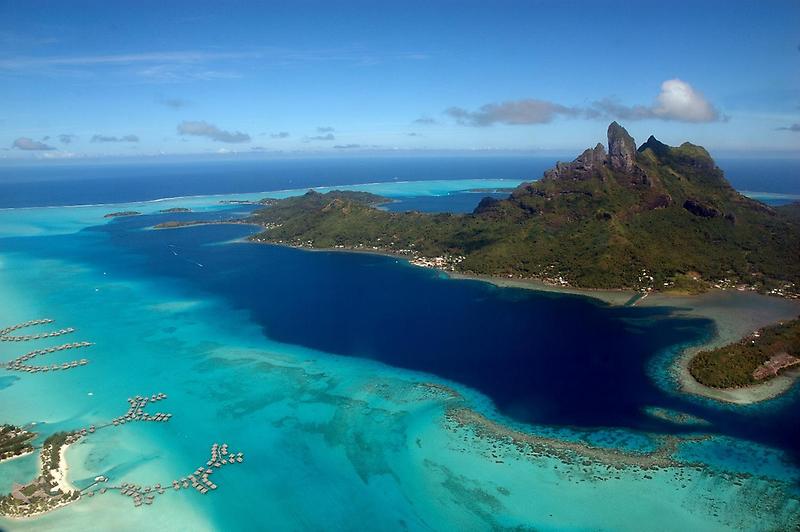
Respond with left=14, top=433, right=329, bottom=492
left=240, top=237, right=638, bottom=306
left=179, top=223, right=800, bottom=405
left=151, top=220, right=260, bottom=231
left=0, top=449, right=35, bottom=465
left=375, top=250, right=800, bottom=402
left=51, top=443, right=75, bottom=494
left=475, top=277, right=800, bottom=404
left=677, top=353, right=800, bottom=405
left=639, top=291, right=800, bottom=404
left=446, top=271, right=637, bottom=306
left=362, top=250, right=800, bottom=403
left=444, top=272, right=800, bottom=404
left=1, top=441, right=79, bottom=521
left=2, top=208, right=800, bottom=530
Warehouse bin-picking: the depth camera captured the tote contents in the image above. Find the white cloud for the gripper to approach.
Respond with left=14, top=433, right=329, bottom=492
left=593, top=79, right=722, bottom=123
left=0, top=50, right=257, bottom=70
left=41, top=150, right=78, bottom=159
left=156, top=97, right=189, bottom=109
left=448, top=79, right=723, bottom=127
left=91, top=134, right=139, bottom=143
left=137, top=64, right=242, bottom=83
left=0, top=47, right=431, bottom=80
left=12, top=137, right=55, bottom=150
left=178, top=121, right=251, bottom=143
left=651, top=79, right=720, bottom=122
left=446, top=99, right=588, bottom=126
left=306, top=133, right=335, bottom=141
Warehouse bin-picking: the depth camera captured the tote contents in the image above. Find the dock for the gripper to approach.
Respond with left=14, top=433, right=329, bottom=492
left=1, top=320, right=247, bottom=515
left=0, top=319, right=74, bottom=342
left=0, top=319, right=91, bottom=374
left=169, top=443, right=244, bottom=497
left=0, top=318, right=54, bottom=336
left=83, top=443, right=244, bottom=508
left=93, top=393, right=172, bottom=430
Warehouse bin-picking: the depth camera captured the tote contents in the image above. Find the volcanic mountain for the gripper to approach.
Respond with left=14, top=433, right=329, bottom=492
left=249, top=122, right=800, bottom=292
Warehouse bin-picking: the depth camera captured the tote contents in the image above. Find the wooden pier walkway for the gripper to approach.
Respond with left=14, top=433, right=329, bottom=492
left=0, top=319, right=92, bottom=374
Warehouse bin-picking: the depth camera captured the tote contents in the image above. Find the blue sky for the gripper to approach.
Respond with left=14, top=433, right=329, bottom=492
left=1, top=0, right=798, bottom=160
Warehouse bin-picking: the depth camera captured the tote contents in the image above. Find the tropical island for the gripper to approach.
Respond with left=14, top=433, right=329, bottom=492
left=158, top=207, right=192, bottom=214
left=151, top=123, right=800, bottom=401
left=0, top=424, right=36, bottom=462
left=153, top=220, right=217, bottom=229
left=0, top=431, right=82, bottom=518
left=219, top=198, right=279, bottom=206
left=104, top=211, right=142, bottom=218
left=228, top=122, right=800, bottom=399
left=246, top=122, right=800, bottom=297
left=690, top=317, right=800, bottom=388
left=0, top=376, right=245, bottom=519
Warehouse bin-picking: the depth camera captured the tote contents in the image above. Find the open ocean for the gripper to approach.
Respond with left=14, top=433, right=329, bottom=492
left=0, top=156, right=797, bottom=209
left=0, top=157, right=799, bottom=530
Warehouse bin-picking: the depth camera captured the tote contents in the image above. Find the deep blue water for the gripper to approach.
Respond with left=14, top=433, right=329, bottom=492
left=717, top=158, right=800, bottom=195
left=3, top=211, right=800, bottom=465
left=0, top=156, right=797, bottom=209
left=0, top=157, right=548, bottom=208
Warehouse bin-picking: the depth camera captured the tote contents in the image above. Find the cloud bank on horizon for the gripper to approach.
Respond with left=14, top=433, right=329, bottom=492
left=14, top=78, right=727, bottom=154
left=1, top=2, right=797, bottom=158
left=12, top=138, right=55, bottom=151
left=447, top=80, right=723, bottom=127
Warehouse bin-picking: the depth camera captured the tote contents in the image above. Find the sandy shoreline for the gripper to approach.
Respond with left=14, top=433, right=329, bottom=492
left=638, top=291, right=800, bottom=404
left=50, top=442, right=76, bottom=494
left=446, top=272, right=638, bottom=305
left=0, top=449, right=35, bottom=464
left=2, top=442, right=78, bottom=521
left=151, top=220, right=261, bottom=231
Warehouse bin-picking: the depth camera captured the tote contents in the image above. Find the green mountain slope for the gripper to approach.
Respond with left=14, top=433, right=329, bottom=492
left=249, top=123, right=800, bottom=294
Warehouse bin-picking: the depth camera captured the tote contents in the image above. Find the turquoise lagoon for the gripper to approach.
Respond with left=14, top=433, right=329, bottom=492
left=0, top=179, right=799, bottom=531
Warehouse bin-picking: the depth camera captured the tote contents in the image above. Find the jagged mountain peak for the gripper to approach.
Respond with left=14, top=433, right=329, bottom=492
left=607, top=122, right=637, bottom=172
left=637, top=135, right=671, bottom=157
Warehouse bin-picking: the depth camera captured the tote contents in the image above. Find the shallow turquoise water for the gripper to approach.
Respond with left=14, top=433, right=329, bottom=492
left=1, top=179, right=799, bottom=531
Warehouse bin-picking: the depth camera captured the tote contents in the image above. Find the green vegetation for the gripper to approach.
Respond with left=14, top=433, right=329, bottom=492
left=247, top=123, right=800, bottom=295
left=0, top=424, right=36, bottom=460
left=666, top=273, right=710, bottom=295
left=42, top=432, right=71, bottom=470
left=104, top=211, right=141, bottom=218
left=776, top=201, right=800, bottom=224
left=153, top=220, right=216, bottom=229
left=0, top=430, right=81, bottom=518
left=689, top=318, right=800, bottom=388
left=250, top=189, right=467, bottom=257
